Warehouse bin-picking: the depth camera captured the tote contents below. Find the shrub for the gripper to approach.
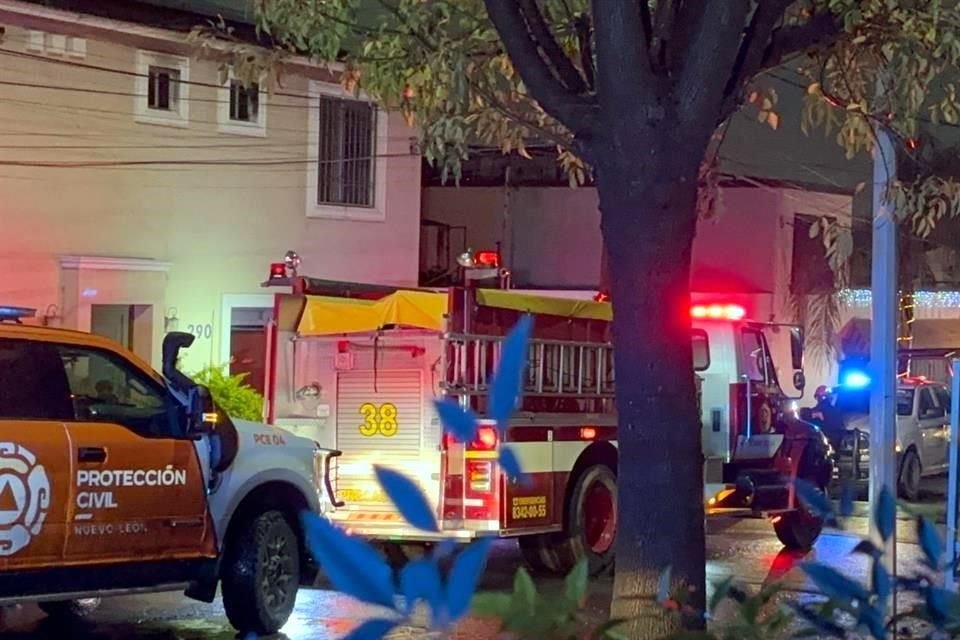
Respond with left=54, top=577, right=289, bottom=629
left=190, top=365, right=264, bottom=422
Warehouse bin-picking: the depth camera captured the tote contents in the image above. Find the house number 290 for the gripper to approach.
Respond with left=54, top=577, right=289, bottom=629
left=187, top=323, right=213, bottom=339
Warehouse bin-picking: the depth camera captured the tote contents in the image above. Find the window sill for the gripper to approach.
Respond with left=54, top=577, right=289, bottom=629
left=217, top=121, right=266, bottom=137
left=307, top=204, right=385, bottom=222
left=135, top=111, right=189, bottom=129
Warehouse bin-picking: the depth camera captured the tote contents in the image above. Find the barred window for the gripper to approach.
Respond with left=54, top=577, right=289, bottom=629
left=316, top=96, right=376, bottom=207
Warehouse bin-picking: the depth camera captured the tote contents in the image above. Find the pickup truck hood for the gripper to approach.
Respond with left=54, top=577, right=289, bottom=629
left=841, top=414, right=907, bottom=434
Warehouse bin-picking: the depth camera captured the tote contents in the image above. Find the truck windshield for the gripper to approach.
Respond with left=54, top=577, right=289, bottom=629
left=830, top=387, right=914, bottom=416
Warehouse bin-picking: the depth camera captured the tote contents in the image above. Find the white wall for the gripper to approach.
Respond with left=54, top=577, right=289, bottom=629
left=0, top=17, right=421, bottom=371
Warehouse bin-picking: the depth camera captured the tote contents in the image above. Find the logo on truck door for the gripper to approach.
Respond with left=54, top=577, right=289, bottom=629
left=358, top=403, right=399, bottom=437
left=0, top=443, right=50, bottom=557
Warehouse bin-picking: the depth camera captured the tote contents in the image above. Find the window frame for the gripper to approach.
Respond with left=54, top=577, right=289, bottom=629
left=0, top=338, right=74, bottom=421
left=135, top=50, right=190, bottom=128
left=918, top=386, right=946, bottom=420
left=306, top=80, right=388, bottom=221
left=217, top=69, right=267, bottom=137
left=55, top=343, right=178, bottom=437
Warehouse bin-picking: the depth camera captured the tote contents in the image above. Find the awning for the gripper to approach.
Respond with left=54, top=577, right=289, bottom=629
left=297, top=290, right=447, bottom=336
left=476, top=289, right=612, bottom=321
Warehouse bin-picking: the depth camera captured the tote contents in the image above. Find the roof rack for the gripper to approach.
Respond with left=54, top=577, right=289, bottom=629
left=0, top=306, right=36, bottom=324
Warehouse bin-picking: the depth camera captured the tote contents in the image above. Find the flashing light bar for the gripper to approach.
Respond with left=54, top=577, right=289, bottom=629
left=0, top=306, right=36, bottom=322
left=691, top=304, right=746, bottom=321
left=474, top=250, right=500, bottom=268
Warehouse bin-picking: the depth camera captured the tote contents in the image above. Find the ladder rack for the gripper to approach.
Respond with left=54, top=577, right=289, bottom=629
left=442, top=332, right=615, bottom=399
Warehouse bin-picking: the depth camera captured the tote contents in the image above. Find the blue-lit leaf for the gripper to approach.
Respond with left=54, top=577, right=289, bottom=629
left=875, top=486, right=896, bottom=542
left=564, top=558, right=589, bottom=605
left=927, top=586, right=956, bottom=626
left=430, top=538, right=458, bottom=561
left=434, top=399, right=478, bottom=443
left=490, top=315, right=533, bottom=429
left=800, top=562, right=869, bottom=602
left=656, top=566, right=673, bottom=605
left=499, top=445, right=525, bottom=481
left=857, top=604, right=886, bottom=639
left=851, top=539, right=883, bottom=559
left=400, top=557, right=444, bottom=621
left=343, top=618, right=398, bottom=640
left=374, top=466, right=439, bottom=532
left=790, top=603, right=846, bottom=637
left=839, top=481, right=855, bottom=518
left=872, top=560, right=891, bottom=603
left=795, top=479, right=834, bottom=522
left=447, top=538, right=493, bottom=621
left=919, top=516, right=944, bottom=568
left=300, top=512, right=396, bottom=609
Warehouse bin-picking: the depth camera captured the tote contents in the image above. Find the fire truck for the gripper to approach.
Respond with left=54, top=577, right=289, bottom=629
left=260, top=253, right=834, bottom=575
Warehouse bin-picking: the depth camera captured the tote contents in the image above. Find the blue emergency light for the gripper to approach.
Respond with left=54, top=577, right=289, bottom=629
left=842, top=370, right=871, bottom=389
left=0, top=306, right=36, bottom=323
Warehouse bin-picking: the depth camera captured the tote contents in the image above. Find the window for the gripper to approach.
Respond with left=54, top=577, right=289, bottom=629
left=230, top=80, right=259, bottom=122
left=0, top=339, right=73, bottom=420
left=56, top=345, right=171, bottom=435
left=897, top=388, right=915, bottom=416
left=919, top=387, right=945, bottom=419
left=135, top=51, right=190, bottom=128
left=217, top=72, right=266, bottom=136
left=317, top=95, right=376, bottom=207
left=691, top=330, right=710, bottom=372
left=147, top=66, right=180, bottom=111
left=936, top=386, right=952, bottom=414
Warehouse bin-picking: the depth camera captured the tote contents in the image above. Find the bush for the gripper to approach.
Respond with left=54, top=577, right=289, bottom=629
left=190, top=365, right=264, bottom=422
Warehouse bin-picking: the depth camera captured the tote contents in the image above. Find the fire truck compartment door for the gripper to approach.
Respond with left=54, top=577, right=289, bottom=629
left=335, top=369, right=436, bottom=511
left=298, top=292, right=446, bottom=336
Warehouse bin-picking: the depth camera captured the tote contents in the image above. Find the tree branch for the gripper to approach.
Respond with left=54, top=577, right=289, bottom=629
left=591, top=0, right=655, bottom=121
left=483, top=0, right=597, bottom=134
left=517, top=0, right=588, bottom=95
left=761, top=12, right=844, bottom=71
left=575, top=14, right=595, bottom=91
left=723, top=1, right=793, bottom=98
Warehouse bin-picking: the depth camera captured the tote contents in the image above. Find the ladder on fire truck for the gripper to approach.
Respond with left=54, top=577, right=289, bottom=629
left=441, top=332, right=616, bottom=411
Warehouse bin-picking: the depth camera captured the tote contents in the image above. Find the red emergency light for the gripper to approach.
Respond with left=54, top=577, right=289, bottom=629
left=474, top=250, right=500, bottom=268
left=268, top=262, right=287, bottom=280
left=691, top=303, right=746, bottom=321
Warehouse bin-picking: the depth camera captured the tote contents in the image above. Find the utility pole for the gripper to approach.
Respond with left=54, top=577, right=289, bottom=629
left=869, top=123, right=898, bottom=575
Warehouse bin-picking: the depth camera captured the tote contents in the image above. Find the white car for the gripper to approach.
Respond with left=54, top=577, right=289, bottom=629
left=816, top=377, right=950, bottom=500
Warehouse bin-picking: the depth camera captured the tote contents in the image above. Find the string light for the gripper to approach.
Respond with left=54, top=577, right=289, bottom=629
left=840, top=289, right=960, bottom=308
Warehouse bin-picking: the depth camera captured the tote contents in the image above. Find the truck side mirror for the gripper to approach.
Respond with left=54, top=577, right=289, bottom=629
left=793, top=371, right=806, bottom=391
left=163, top=332, right=196, bottom=393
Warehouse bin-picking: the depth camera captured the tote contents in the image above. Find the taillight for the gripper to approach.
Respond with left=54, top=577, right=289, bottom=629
left=467, top=460, right=493, bottom=492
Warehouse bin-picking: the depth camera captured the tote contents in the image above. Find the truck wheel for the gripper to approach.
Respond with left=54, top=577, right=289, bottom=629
left=38, top=598, right=101, bottom=619
left=898, top=449, right=922, bottom=502
left=774, top=487, right=824, bottom=550
left=552, top=464, right=617, bottom=576
left=221, top=510, right=300, bottom=635
left=517, top=533, right=559, bottom=576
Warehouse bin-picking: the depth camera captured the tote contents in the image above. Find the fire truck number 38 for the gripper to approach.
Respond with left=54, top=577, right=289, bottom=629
left=359, top=403, right=399, bottom=437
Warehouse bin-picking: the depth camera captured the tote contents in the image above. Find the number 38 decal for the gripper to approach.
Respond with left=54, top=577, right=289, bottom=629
left=358, top=403, right=399, bottom=437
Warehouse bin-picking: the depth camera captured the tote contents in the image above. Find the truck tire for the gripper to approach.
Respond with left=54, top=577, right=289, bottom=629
left=774, top=486, right=824, bottom=550
left=517, top=533, right=559, bottom=576
left=552, top=464, right=617, bottom=577
left=221, top=510, right=300, bottom=635
left=38, top=598, right=101, bottom=619
left=898, top=448, right=922, bottom=502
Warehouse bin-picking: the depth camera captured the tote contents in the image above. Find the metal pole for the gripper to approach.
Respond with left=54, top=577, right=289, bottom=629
left=869, top=124, right=898, bottom=575
left=946, top=359, right=960, bottom=590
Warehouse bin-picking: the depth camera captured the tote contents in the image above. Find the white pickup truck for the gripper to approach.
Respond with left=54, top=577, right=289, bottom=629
left=812, top=376, right=951, bottom=500
left=0, top=312, right=340, bottom=636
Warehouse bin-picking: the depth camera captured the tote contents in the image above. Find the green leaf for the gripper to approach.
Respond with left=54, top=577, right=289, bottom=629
left=564, top=558, right=589, bottom=605
left=470, top=592, right=512, bottom=619
left=512, top=567, right=537, bottom=615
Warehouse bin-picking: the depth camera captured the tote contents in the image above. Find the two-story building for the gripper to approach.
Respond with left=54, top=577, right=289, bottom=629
left=0, top=0, right=422, bottom=392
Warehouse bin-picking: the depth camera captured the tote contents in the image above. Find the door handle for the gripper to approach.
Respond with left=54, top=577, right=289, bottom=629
left=78, top=447, right=107, bottom=464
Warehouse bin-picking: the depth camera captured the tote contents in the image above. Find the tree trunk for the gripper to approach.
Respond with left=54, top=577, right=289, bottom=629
left=597, top=139, right=706, bottom=638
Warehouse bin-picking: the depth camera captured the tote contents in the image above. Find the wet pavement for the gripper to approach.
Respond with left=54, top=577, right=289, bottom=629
left=0, top=503, right=942, bottom=640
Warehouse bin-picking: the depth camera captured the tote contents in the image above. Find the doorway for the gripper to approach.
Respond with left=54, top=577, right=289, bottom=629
left=229, top=307, right=271, bottom=395
left=90, top=304, right=153, bottom=362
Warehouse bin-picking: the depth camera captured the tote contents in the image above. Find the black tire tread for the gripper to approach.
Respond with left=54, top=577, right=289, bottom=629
left=898, top=448, right=922, bottom=502
left=221, top=509, right=300, bottom=635
left=552, top=464, right=617, bottom=577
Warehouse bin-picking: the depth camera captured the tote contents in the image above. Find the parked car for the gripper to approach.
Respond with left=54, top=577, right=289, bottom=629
left=805, top=375, right=950, bottom=500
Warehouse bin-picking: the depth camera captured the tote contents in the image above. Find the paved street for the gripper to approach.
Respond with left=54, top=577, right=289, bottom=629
left=0, top=498, right=944, bottom=640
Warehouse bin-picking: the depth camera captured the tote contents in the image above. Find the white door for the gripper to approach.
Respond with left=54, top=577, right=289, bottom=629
left=917, top=386, right=949, bottom=473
